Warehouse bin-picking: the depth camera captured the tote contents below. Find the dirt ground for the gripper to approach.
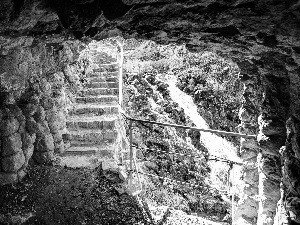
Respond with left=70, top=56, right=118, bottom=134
left=0, top=163, right=146, bottom=225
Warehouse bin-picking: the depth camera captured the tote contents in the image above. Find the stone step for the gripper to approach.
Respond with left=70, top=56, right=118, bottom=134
left=62, top=146, right=114, bottom=158
left=85, top=82, right=118, bottom=89
left=93, top=59, right=117, bottom=64
left=87, top=77, right=118, bottom=83
left=93, top=63, right=119, bottom=72
left=87, top=71, right=119, bottom=78
left=69, top=130, right=117, bottom=144
left=70, top=140, right=115, bottom=147
left=59, top=155, right=100, bottom=168
left=67, top=115, right=117, bottom=130
left=75, top=96, right=118, bottom=104
left=68, top=104, right=118, bottom=116
left=64, top=146, right=97, bottom=155
left=80, top=88, right=119, bottom=96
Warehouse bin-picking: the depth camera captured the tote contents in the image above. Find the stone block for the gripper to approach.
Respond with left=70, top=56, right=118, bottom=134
left=36, top=121, right=51, bottom=136
left=17, top=168, right=27, bottom=181
left=46, top=110, right=66, bottom=133
left=54, top=140, right=65, bottom=153
left=52, top=130, right=63, bottom=143
left=41, top=97, right=55, bottom=110
left=241, top=138, right=258, bottom=149
left=54, top=95, right=65, bottom=109
left=35, top=134, right=55, bottom=152
left=240, top=147, right=257, bottom=160
left=243, top=168, right=259, bottom=185
left=25, top=117, right=38, bottom=135
left=7, top=105, right=25, bottom=122
left=2, top=133, right=22, bottom=157
left=0, top=117, right=20, bottom=137
left=2, top=151, right=25, bottom=172
left=40, top=78, right=52, bottom=96
left=33, top=106, right=46, bottom=122
left=33, top=151, right=54, bottom=164
left=235, top=197, right=258, bottom=221
left=244, top=185, right=259, bottom=196
left=21, top=132, right=34, bottom=150
left=243, top=157, right=258, bottom=170
left=23, top=144, right=34, bottom=163
left=18, top=120, right=26, bottom=134
left=23, top=103, right=37, bottom=116
left=0, top=172, right=18, bottom=185
left=102, top=161, right=127, bottom=182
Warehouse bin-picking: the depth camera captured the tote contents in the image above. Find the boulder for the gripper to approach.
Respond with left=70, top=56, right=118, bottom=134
left=41, top=96, right=55, bottom=110
left=3, top=93, right=16, bottom=105
left=25, top=117, right=38, bottom=134
left=102, top=160, right=127, bottom=182
left=2, top=151, right=25, bottom=172
left=2, top=133, right=22, bottom=157
left=17, top=168, right=27, bottom=181
left=52, top=130, right=63, bottom=143
left=54, top=140, right=65, bottom=153
left=36, top=121, right=51, bottom=136
left=33, top=151, right=54, bottom=164
left=0, top=116, right=20, bottom=137
left=35, top=134, right=55, bottom=152
left=23, top=103, right=38, bottom=117
left=21, top=132, right=34, bottom=150
left=0, top=172, right=18, bottom=185
left=46, top=110, right=66, bottom=133
left=23, top=144, right=34, bottom=164
left=33, top=106, right=46, bottom=122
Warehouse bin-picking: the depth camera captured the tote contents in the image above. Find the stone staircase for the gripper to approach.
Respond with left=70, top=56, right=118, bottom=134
left=60, top=45, right=120, bottom=168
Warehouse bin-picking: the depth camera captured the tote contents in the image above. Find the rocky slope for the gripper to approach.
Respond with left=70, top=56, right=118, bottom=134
left=122, top=39, right=231, bottom=222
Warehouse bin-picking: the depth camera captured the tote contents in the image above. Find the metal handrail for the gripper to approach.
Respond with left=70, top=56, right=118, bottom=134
left=119, top=107, right=256, bottom=139
left=113, top=41, right=246, bottom=221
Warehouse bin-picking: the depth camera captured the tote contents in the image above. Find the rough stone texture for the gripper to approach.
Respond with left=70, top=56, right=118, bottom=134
left=0, top=30, right=88, bottom=185
left=0, top=0, right=299, bottom=223
left=2, top=133, right=22, bottom=157
left=0, top=97, right=30, bottom=184
left=2, top=151, right=25, bottom=173
left=0, top=172, right=18, bottom=185
left=234, top=73, right=260, bottom=224
left=256, top=51, right=291, bottom=225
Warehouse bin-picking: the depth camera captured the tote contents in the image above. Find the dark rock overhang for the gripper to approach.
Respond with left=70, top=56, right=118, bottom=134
left=0, top=0, right=299, bottom=44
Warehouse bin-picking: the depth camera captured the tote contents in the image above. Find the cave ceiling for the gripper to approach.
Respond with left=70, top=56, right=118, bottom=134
left=0, top=0, right=300, bottom=90
left=0, top=0, right=299, bottom=45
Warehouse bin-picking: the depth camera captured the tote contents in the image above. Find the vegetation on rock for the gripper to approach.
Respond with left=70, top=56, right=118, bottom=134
left=122, top=39, right=232, bottom=222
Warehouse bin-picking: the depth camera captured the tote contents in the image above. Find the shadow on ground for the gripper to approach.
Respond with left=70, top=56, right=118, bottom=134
left=0, top=164, right=146, bottom=225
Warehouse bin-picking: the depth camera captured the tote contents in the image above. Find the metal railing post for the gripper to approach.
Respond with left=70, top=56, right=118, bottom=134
left=119, top=44, right=123, bottom=107
left=129, top=120, right=133, bottom=186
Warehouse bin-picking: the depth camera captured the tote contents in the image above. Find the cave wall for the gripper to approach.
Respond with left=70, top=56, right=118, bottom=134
left=0, top=0, right=300, bottom=223
left=0, top=36, right=87, bottom=185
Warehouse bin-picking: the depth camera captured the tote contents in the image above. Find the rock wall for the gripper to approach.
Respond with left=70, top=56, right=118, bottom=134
left=0, top=94, right=32, bottom=185
left=234, top=60, right=262, bottom=224
left=256, top=52, right=290, bottom=225
left=0, top=37, right=88, bottom=185
left=275, top=66, right=300, bottom=224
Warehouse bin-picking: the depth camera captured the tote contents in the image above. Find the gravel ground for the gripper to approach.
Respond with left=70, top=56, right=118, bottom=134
left=149, top=205, right=228, bottom=225
left=0, top=164, right=146, bottom=225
